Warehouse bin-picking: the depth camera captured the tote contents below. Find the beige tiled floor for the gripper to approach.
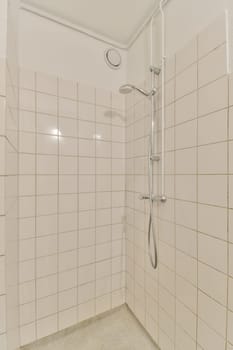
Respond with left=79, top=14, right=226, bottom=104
left=22, top=307, right=158, bottom=350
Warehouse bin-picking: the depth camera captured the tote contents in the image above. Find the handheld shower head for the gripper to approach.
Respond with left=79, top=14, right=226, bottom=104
left=119, top=84, right=134, bottom=94
left=119, top=84, right=156, bottom=97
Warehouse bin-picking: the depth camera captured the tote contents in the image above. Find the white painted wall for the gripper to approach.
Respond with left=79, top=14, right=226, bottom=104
left=127, top=0, right=233, bottom=83
left=18, top=1, right=233, bottom=92
left=19, top=9, right=127, bottom=91
left=164, top=0, right=233, bottom=57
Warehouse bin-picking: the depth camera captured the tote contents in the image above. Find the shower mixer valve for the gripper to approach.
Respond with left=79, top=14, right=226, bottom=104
left=150, top=154, right=160, bottom=161
left=138, top=193, right=166, bottom=202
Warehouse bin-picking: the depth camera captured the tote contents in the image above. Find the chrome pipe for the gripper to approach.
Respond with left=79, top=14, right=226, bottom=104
left=119, top=84, right=156, bottom=98
left=119, top=66, right=163, bottom=270
left=160, top=0, right=166, bottom=201
left=147, top=65, right=158, bottom=269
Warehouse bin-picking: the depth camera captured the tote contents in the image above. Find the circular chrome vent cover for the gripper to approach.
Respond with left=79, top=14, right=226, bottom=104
left=104, top=48, right=122, bottom=69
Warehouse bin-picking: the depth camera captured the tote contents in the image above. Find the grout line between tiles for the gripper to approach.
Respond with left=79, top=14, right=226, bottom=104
left=173, top=52, right=177, bottom=349
left=34, top=71, right=38, bottom=341
left=56, top=76, right=60, bottom=332
left=76, top=81, right=79, bottom=324
left=225, top=66, right=230, bottom=350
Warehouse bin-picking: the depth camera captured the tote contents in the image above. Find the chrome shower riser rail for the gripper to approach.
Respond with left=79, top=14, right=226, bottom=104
left=147, top=63, right=158, bottom=269
left=118, top=68, right=165, bottom=270
left=145, top=63, right=166, bottom=269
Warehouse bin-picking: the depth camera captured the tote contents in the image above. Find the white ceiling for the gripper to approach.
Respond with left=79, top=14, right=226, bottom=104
left=21, top=0, right=158, bottom=46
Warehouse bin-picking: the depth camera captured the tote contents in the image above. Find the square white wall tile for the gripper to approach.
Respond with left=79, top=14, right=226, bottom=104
left=198, top=204, right=227, bottom=240
left=198, top=13, right=226, bottom=58
left=198, top=109, right=227, bottom=145
left=19, top=89, right=35, bottom=111
left=36, top=72, right=57, bottom=95
left=20, top=323, right=36, bottom=346
left=198, top=318, right=225, bottom=350
left=59, top=307, right=77, bottom=331
left=198, top=175, right=227, bottom=207
left=59, top=78, right=77, bottom=100
left=175, top=91, right=197, bottom=125
left=198, top=233, right=227, bottom=273
left=176, top=251, right=197, bottom=286
left=198, top=291, right=226, bottom=337
left=198, top=44, right=227, bottom=87
left=176, top=225, right=197, bottom=258
left=78, top=83, right=95, bottom=104
left=198, top=76, right=228, bottom=117
left=176, top=38, right=197, bottom=74
left=228, top=277, right=233, bottom=312
left=59, top=98, right=77, bottom=119
left=19, top=69, right=35, bottom=90
left=198, top=142, right=227, bottom=174
left=175, top=119, right=197, bottom=150
left=228, top=310, right=233, bottom=344
left=36, top=314, right=57, bottom=339
left=176, top=64, right=197, bottom=100
left=36, top=93, right=57, bottom=116
left=198, top=262, right=227, bottom=305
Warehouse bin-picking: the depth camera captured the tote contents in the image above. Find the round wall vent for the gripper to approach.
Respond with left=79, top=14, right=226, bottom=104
left=104, top=48, right=122, bottom=69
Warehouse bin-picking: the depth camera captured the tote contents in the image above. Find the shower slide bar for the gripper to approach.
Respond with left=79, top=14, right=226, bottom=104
left=118, top=1, right=166, bottom=271
left=119, top=65, right=166, bottom=270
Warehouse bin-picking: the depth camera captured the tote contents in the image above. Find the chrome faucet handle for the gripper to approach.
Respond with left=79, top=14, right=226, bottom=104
left=160, top=195, right=167, bottom=202
left=138, top=194, right=150, bottom=200
left=138, top=193, right=167, bottom=202
left=150, top=154, right=160, bottom=161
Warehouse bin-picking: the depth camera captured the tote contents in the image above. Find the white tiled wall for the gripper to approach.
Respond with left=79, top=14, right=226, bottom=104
left=18, top=69, right=126, bottom=346
left=0, top=57, right=8, bottom=350
left=125, top=14, right=233, bottom=350
left=3, top=7, right=233, bottom=350
left=0, top=0, right=20, bottom=350
left=0, top=55, right=20, bottom=350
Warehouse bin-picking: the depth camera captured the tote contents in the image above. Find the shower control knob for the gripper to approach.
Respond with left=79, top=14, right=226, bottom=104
left=138, top=194, right=150, bottom=200
left=151, top=154, right=160, bottom=161
left=139, top=194, right=166, bottom=202
left=138, top=194, right=157, bottom=200
left=160, top=195, right=167, bottom=202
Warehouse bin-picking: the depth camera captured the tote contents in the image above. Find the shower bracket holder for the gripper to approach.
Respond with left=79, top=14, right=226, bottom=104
left=149, top=65, right=161, bottom=75
left=150, top=88, right=157, bottom=96
left=150, top=154, right=160, bottom=161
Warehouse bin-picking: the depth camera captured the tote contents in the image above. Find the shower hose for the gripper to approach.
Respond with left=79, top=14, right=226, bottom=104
left=147, top=137, right=158, bottom=269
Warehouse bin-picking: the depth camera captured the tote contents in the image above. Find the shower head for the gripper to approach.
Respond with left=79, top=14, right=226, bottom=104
left=119, top=84, right=155, bottom=97
left=119, top=84, right=134, bottom=94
